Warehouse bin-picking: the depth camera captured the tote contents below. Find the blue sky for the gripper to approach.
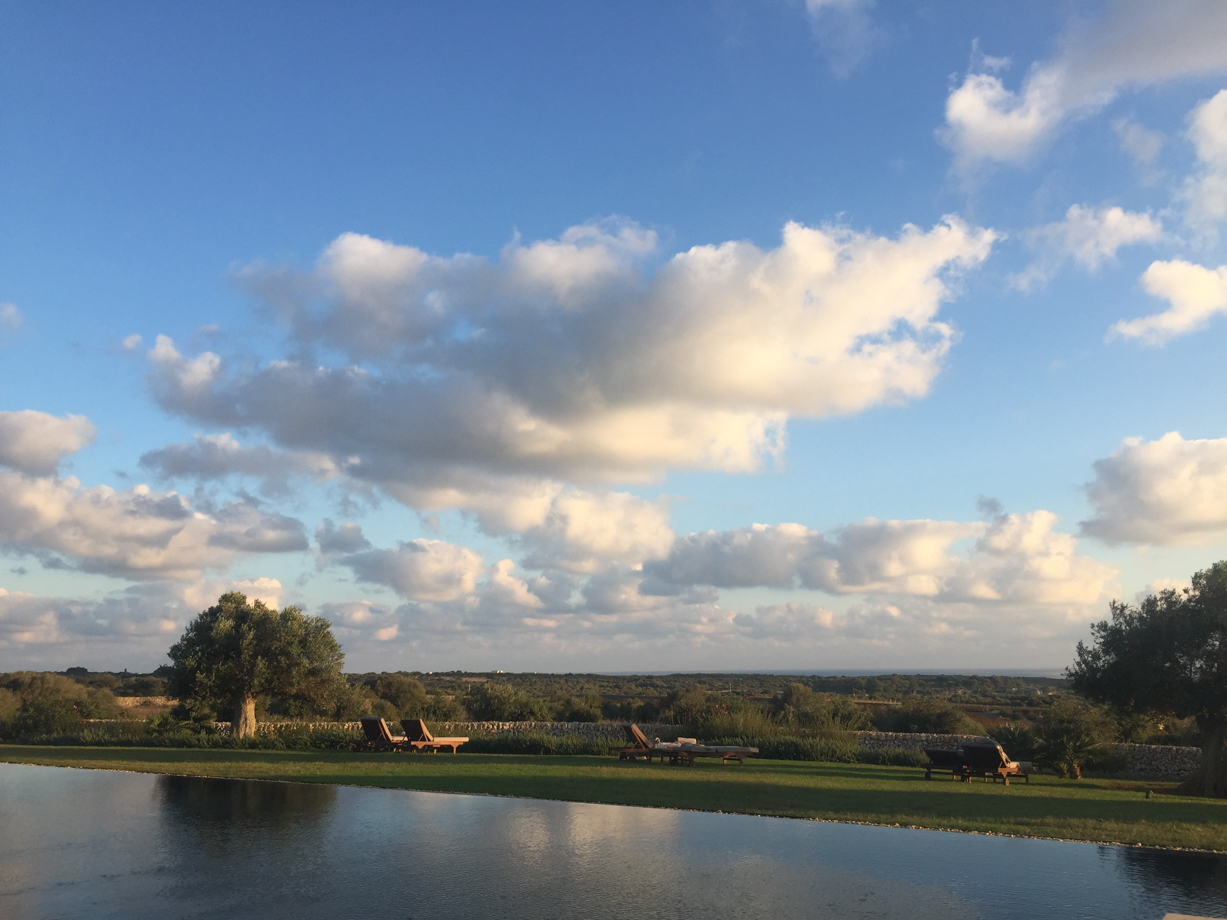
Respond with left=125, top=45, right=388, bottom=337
left=3, top=1, right=1227, bottom=673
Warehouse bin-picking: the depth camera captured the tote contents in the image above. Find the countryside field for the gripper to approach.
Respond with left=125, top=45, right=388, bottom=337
left=2, top=745, right=1223, bottom=851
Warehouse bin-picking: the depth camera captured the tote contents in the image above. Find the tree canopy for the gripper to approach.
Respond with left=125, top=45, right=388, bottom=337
left=165, top=592, right=345, bottom=737
left=1070, top=560, right=1227, bottom=796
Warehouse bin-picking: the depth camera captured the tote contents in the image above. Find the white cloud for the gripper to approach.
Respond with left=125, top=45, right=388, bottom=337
left=0, top=410, right=96, bottom=475
left=0, top=471, right=307, bottom=580
left=1013, top=204, right=1163, bottom=290
left=120, top=333, right=143, bottom=352
left=341, top=539, right=486, bottom=602
left=150, top=218, right=993, bottom=497
left=140, top=432, right=345, bottom=495
left=1081, top=432, right=1227, bottom=545
left=1182, top=89, right=1227, bottom=235
left=0, top=303, right=21, bottom=330
left=941, top=2, right=1227, bottom=173
left=393, top=479, right=674, bottom=574
left=1109, top=259, right=1227, bottom=345
left=646, top=512, right=1114, bottom=607
left=804, top=0, right=883, bottom=79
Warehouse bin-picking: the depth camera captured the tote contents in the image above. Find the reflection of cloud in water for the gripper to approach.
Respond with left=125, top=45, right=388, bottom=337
left=6, top=766, right=1227, bottom=920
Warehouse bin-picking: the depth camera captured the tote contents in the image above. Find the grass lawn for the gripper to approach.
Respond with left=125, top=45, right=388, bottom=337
left=2, top=745, right=1224, bottom=851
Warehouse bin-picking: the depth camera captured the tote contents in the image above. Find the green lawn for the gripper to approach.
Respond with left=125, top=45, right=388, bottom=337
left=2, top=745, right=1224, bottom=850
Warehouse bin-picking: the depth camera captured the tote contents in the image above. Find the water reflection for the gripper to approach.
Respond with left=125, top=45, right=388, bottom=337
left=2, top=763, right=1226, bottom=920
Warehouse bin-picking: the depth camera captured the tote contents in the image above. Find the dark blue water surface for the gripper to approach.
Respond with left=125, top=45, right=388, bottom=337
left=2, top=763, right=1226, bottom=919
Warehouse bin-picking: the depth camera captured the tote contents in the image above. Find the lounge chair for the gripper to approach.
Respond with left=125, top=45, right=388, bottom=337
left=672, top=741, right=759, bottom=766
left=618, top=723, right=666, bottom=762
left=399, top=718, right=468, bottom=753
left=922, top=747, right=966, bottom=780
left=361, top=716, right=408, bottom=752
left=961, top=738, right=1033, bottom=785
left=618, top=724, right=758, bottom=766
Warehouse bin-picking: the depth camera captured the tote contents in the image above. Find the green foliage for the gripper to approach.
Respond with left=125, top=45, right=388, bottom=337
left=464, top=682, right=552, bottom=721
left=773, top=683, right=873, bottom=731
left=556, top=693, right=603, bottom=722
left=1070, top=560, right=1227, bottom=794
left=13, top=697, right=82, bottom=737
left=1071, top=562, right=1227, bottom=730
left=461, top=732, right=622, bottom=756
left=165, top=592, right=346, bottom=730
left=989, top=723, right=1039, bottom=762
left=872, top=697, right=981, bottom=735
left=1036, top=721, right=1100, bottom=780
left=374, top=674, right=427, bottom=713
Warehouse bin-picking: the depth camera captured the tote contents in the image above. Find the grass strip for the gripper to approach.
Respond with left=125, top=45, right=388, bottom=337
left=2, top=745, right=1224, bottom=851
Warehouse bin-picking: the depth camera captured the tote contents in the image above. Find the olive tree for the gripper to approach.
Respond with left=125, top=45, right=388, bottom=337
left=165, top=592, right=345, bottom=737
left=1069, top=560, right=1227, bottom=796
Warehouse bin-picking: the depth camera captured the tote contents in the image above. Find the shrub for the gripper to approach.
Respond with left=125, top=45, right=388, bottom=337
left=872, top=697, right=981, bottom=735
left=859, top=746, right=928, bottom=767
left=1036, top=721, right=1100, bottom=779
left=461, top=732, right=621, bottom=756
left=989, top=723, right=1039, bottom=761
left=13, top=697, right=83, bottom=737
left=465, top=683, right=551, bottom=721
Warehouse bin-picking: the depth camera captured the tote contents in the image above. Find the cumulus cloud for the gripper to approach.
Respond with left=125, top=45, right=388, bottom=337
left=149, top=219, right=993, bottom=504
left=120, top=333, right=143, bottom=352
left=0, top=410, right=96, bottom=475
left=0, top=471, right=307, bottom=580
left=804, top=0, right=883, bottom=79
left=390, top=478, right=674, bottom=574
left=646, top=512, right=1114, bottom=606
left=340, top=539, right=486, bottom=602
left=315, top=519, right=372, bottom=555
left=1109, top=259, right=1227, bottom=344
left=1012, top=204, right=1163, bottom=290
left=941, top=2, right=1227, bottom=173
left=0, top=576, right=290, bottom=668
left=140, top=432, right=344, bottom=495
left=1081, top=432, right=1227, bottom=545
left=1182, top=89, right=1227, bottom=235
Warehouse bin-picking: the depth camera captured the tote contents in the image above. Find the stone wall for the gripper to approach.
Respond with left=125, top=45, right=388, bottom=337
left=1103, top=742, right=1201, bottom=780
left=433, top=721, right=679, bottom=741
left=854, top=731, right=975, bottom=752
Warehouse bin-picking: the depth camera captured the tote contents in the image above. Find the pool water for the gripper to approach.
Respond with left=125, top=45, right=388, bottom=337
left=1, top=762, right=1226, bottom=919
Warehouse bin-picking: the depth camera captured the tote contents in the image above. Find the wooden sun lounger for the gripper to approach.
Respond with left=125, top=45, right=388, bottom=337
left=618, top=724, right=757, bottom=766
left=400, top=718, right=468, bottom=753
left=618, top=723, right=661, bottom=762
left=960, top=739, right=1033, bottom=785
left=361, top=716, right=408, bottom=752
left=672, top=742, right=759, bottom=766
left=923, top=747, right=967, bottom=780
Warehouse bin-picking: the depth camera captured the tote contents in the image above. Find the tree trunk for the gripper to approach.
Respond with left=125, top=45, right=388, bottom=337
left=233, top=694, right=257, bottom=738
left=1179, top=720, right=1227, bottom=797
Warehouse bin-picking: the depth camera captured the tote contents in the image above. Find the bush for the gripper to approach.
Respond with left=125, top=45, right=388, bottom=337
left=772, top=684, right=873, bottom=732
left=989, top=723, right=1039, bottom=761
left=1036, top=721, right=1100, bottom=779
left=872, top=697, right=981, bottom=735
left=859, top=746, right=928, bottom=767
left=461, top=732, right=621, bottom=756
left=465, top=683, right=551, bottom=721
left=13, top=697, right=82, bottom=737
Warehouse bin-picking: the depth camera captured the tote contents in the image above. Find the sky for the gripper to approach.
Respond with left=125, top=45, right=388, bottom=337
left=3, top=1, right=1227, bottom=674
